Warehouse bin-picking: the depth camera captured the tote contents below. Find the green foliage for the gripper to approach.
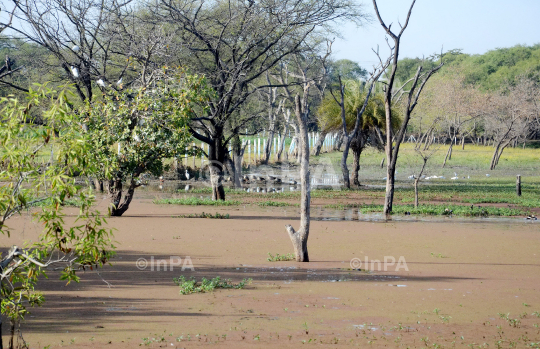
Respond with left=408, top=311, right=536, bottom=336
left=173, top=276, right=251, bottom=295
left=327, top=59, right=367, bottom=82
left=397, top=45, right=540, bottom=91
left=0, top=85, right=115, bottom=324
left=154, top=197, right=241, bottom=206
left=267, top=253, right=295, bottom=262
left=325, top=203, right=527, bottom=217
left=257, top=201, right=293, bottom=207
left=173, top=212, right=230, bottom=219
left=316, top=82, right=400, bottom=133
left=84, top=67, right=213, bottom=183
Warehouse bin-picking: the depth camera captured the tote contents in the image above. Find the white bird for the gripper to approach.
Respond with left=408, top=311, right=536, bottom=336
left=408, top=175, right=416, bottom=180
left=70, top=66, right=79, bottom=78
left=451, top=176, right=459, bottom=180
left=116, top=77, right=123, bottom=86
left=383, top=177, right=387, bottom=180
left=467, top=175, right=470, bottom=179
left=185, top=169, right=190, bottom=180
left=72, top=45, right=80, bottom=52
left=96, top=78, right=106, bottom=87
left=184, top=185, right=191, bottom=192
left=486, top=174, right=490, bottom=177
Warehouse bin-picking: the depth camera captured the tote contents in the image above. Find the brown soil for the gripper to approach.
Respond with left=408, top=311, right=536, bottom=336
left=1, top=197, right=540, bottom=348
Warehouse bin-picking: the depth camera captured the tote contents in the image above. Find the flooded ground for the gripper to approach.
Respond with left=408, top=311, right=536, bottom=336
left=2, top=191, right=540, bottom=348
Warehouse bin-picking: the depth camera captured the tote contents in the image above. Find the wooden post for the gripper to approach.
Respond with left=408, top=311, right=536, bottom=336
left=516, top=175, right=522, bottom=196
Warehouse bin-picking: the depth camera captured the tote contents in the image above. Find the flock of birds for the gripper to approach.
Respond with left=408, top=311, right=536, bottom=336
left=241, top=174, right=296, bottom=186
left=70, top=45, right=122, bottom=87
left=403, top=172, right=488, bottom=181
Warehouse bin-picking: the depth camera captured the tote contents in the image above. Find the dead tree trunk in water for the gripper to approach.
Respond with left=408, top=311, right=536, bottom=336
left=286, top=95, right=311, bottom=262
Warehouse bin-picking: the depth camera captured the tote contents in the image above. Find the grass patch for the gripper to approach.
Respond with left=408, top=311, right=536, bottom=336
left=30, top=198, right=84, bottom=208
left=356, top=204, right=527, bottom=217
left=324, top=203, right=527, bottom=216
left=172, top=212, right=230, bottom=219
left=257, top=201, right=293, bottom=207
left=173, top=276, right=251, bottom=295
left=154, top=197, right=241, bottom=206
left=267, top=252, right=295, bottom=262
left=186, top=187, right=237, bottom=194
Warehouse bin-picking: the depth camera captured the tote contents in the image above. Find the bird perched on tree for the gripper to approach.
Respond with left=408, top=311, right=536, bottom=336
left=72, top=45, right=80, bottom=52
left=96, top=78, right=106, bottom=87
left=70, top=66, right=79, bottom=78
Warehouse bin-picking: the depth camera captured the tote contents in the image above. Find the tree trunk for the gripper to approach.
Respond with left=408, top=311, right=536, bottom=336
left=109, top=178, right=138, bottom=216
left=335, top=130, right=344, bottom=151
left=311, top=130, right=327, bottom=156
left=442, top=142, right=453, bottom=168
left=232, top=139, right=245, bottom=188
left=414, top=178, right=419, bottom=208
left=93, top=178, right=104, bottom=192
left=340, top=134, right=351, bottom=189
left=223, top=154, right=235, bottom=186
left=285, top=95, right=311, bottom=262
left=490, top=141, right=502, bottom=170
left=277, top=127, right=289, bottom=161
left=9, top=319, right=15, bottom=349
left=263, top=129, right=274, bottom=164
left=207, top=139, right=226, bottom=200
left=383, top=162, right=396, bottom=215
left=351, top=148, right=361, bottom=186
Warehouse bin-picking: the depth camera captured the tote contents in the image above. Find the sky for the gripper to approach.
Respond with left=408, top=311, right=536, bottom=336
left=333, top=0, right=540, bottom=70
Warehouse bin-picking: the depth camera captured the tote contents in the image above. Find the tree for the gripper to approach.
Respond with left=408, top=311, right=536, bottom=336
left=84, top=68, right=213, bottom=216
left=372, top=0, right=443, bottom=214
left=486, top=78, right=537, bottom=169
left=283, top=49, right=328, bottom=262
left=329, top=65, right=388, bottom=189
left=8, top=0, right=135, bottom=103
left=156, top=0, right=364, bottom=200
left=0, top=85, right=114, bottom=346
left=316, top=87, right=397, bottom=186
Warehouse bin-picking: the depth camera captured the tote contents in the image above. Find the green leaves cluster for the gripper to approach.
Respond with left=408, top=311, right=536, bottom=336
left=173, top=276, right=251, bottom=295
left=83, top=68, right=213, bottom=181
left=317, top=81, right=400, bottom=133
left=0, top=84, right=115, bottom=323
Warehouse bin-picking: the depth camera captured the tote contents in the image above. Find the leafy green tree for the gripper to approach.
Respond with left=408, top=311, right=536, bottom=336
left=317, top=83, right=400, bottom=185
left=84, top=68, right=213, bottom=216
left=0, top=85, right=115, bottom=345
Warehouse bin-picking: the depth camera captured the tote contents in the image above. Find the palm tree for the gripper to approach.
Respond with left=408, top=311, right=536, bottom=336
left=316, top=82, right=401, bottom=186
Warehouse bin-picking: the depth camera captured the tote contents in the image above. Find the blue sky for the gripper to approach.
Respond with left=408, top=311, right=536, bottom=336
left=333, top=0, right=540, bottom=69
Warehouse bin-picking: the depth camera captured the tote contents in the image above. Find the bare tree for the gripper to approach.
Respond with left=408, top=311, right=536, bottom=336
left=283, top=50, right=328, bottom=262
left=486, top=78, right=537, bottom=169
left=372, top=0, right=443, bottom=214
left=156, top=0, right=363, bottom=200
left=8, top=0, right=135, bottom=102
